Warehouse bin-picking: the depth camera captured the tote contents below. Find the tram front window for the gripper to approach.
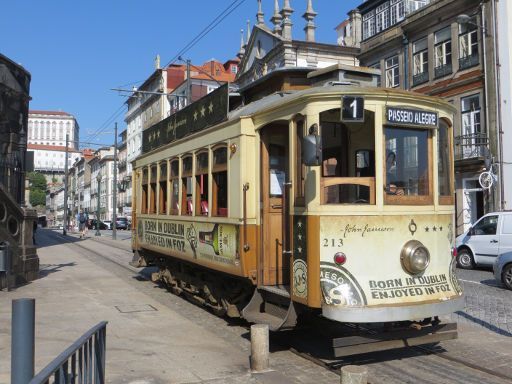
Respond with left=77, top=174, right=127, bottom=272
left=385, top=127, right=431, bottom=203
left=320, top=109, right=375, bottom=204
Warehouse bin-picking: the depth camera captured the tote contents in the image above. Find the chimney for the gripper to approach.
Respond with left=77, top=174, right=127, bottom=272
left=303, top=0, right=317, bottom=42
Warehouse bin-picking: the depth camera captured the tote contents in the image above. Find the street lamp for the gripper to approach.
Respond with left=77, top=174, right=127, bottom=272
left=95, top=173, right=102, bottom=236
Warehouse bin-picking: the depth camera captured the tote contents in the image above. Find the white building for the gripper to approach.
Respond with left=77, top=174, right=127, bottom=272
left=28, top=144, right=81, bottom=173
left=28, top=110, right=79, bottom=149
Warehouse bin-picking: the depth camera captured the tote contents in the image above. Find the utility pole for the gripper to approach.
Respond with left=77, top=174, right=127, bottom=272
left=112, top=123, right=118, bottom=240
left=186, top=59, right=192, bottom=106
left=63, top=134, right=69, bottom=236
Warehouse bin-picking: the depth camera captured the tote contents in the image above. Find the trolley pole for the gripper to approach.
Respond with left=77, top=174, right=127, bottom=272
left=112, top=123, right=117, bottom=241
left=63, top=134, right=69, bottom=236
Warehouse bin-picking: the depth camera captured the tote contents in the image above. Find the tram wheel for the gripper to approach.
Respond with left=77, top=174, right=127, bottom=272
left=456, top=249, right=474, bottom=269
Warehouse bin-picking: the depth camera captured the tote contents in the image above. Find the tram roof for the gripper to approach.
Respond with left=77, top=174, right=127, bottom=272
left=228, top=84, right=455, bottom=122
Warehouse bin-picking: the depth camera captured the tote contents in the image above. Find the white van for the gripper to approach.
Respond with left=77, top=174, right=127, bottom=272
left=456, top=211, right=512, bottom=269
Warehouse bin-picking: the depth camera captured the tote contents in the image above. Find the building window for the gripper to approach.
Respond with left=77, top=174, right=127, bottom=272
left=375, top=2, right=390, bottom=33
left=231, top=65, right=238, bottom=74
left=434, top=27, right=452, bottom=78
left=412, top=38, right=428, bottom=86
left=407, top=0, right=430, bottom=13
left=460, top=94, right=485, bottom=159
left=362, top=10, right=375, bottom=40
left=390, top=0, right=405, bottom=25
left=459, top=18, right=479, bottom=69
left=369, top=62, right=381, bottom=87
left=385, top=56, right=400, bottom=88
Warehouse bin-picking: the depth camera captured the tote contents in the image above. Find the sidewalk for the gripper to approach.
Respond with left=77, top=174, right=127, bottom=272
left=1, top=229, right=339, bottom=384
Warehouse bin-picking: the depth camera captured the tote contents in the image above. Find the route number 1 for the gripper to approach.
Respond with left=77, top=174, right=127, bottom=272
left=342, top=96, right=365, bottom=122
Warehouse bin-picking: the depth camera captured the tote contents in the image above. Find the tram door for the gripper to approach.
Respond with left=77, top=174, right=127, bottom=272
left=260, top=124, right=290, bottom=286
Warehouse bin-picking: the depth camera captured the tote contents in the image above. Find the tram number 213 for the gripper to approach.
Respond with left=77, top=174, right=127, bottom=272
left=323, top=238, right=344, bottom=247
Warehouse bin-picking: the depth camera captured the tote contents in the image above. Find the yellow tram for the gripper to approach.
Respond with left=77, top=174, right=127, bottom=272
left=131, top=65, right=463, bottom=339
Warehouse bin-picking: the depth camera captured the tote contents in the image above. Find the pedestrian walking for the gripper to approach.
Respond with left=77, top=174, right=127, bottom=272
left=78, top=210, right=87, bottom=239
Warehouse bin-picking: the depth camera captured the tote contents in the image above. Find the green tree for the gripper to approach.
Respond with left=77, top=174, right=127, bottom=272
left=28, top=172, right=47, bottom=207
left=30, top=189, right=46, bottom=207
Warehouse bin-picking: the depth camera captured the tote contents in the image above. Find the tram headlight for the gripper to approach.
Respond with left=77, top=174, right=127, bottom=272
left=400, top=240, right=430, bottom=275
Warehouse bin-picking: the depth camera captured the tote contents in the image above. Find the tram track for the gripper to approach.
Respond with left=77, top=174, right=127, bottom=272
left=50, top=231, right=512, bottom=384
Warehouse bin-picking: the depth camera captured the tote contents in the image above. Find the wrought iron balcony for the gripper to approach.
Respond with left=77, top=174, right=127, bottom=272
left=459, top=53, right=479, bottom=70
left=454, top=133, right=489, bottom=161
left=412, top=71, right=429, bottom=87
left=434, top=63, right=452, bottom=79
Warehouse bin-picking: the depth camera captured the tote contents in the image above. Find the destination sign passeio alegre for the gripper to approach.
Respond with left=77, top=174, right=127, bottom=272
left=386, top=107, right=438, bottom=128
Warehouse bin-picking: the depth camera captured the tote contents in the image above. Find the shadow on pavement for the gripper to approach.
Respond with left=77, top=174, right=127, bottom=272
left=455, top=310, right=512, bottom=336
left=39, top=262, right=77, bottom=278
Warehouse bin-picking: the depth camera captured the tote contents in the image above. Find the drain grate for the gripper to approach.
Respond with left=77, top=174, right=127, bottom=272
left=115, top=304, right=158, bottom=313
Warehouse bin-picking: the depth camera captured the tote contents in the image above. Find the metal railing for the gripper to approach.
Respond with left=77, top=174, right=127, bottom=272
left=454, top=133, right=489, bottom=160
left=29, top=322, right=107, bottom=384
left=434, top=63, right=452, bottom=79
left=412, top=71, right=429, bottom=87
left=459, top=52, right=479, bottom=70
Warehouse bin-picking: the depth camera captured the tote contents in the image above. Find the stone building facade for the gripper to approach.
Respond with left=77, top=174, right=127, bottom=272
left=0, top=53, right=38, bottom=288
left=343, top=0, right=503, bottom=234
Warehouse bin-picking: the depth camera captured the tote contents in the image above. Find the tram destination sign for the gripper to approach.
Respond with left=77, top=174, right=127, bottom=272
left=143, top=83, right=229, bottom=153
left=386, top=107, right=438, bottom=128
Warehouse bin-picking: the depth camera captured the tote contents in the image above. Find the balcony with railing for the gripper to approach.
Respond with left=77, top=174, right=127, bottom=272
left=434, top=63, right=452, bottom=79
left=412, top=71, right=429, bottom=87
left=459, top=53, right=479, bottom=70
left=454, top=133, right=489, bottom=171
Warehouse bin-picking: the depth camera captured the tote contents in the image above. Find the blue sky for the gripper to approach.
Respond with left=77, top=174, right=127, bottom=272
left=2, top=0, right=360, bottom=147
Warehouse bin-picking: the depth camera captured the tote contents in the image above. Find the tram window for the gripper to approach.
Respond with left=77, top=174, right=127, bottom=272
left=385, top=127, right=431, bottom=203
left=141, top=169, right=148, bottom=214
left=212, top=146, right=228, bottom=216
left=320, top=109, right=375, bottom=204
left=438, top=120, right=453, bottom=204
left=182, top=156, right=193, bottom=215
left=159, top=162, right=168, bottom=215
left=170, top=159, right=179, bottom=214
left=295, top=119, right=305, bottom=206
left=149, top=165, right=157, bottom=214
left=195, top=151, right=209, bottom=216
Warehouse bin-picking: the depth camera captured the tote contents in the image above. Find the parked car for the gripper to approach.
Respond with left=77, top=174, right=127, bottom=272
left=493, top=251, right=512, bottom=290
left=115, top=217, right=129, bottom=230
left=103, top=220, right=113, bottom=230
left=87, top=219, right=109, bottom=230
left=456, top=211, right=512, bottom=269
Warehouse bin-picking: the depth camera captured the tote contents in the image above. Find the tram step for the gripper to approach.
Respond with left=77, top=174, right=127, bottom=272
left=242, top=286, right=297, bottom=331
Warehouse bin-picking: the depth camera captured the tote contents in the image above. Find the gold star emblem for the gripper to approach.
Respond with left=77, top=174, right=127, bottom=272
left=208, top=102, right=214, bottom=114
left=194, top=111, right=198, bottom=121
left=200, top=105, right=206, bottom=117
left=156, top=130, right=160, bottom=139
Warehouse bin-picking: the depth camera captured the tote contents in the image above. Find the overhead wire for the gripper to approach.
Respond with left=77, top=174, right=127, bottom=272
left=85, top=0, right=249, bottom=144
